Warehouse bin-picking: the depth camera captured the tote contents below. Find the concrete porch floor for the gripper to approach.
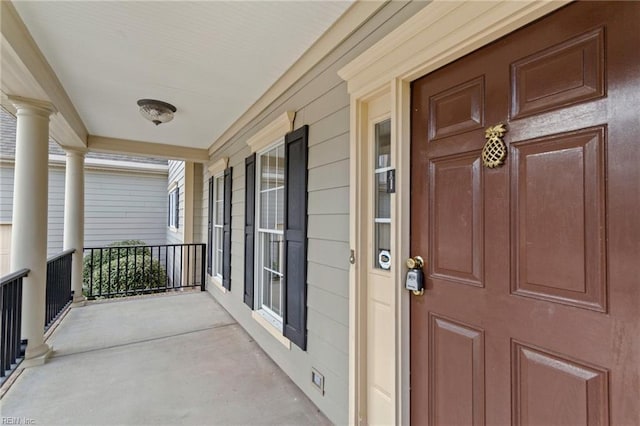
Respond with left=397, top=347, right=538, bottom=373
left=1, top=292, right=331, bottom=425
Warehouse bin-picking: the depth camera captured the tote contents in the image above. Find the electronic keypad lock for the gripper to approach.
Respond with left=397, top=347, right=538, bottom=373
left=405, top=256, right=425, bottom=296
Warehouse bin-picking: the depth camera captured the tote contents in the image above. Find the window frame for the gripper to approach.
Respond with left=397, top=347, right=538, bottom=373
left=212, top=172, right=225, bottom=280
left=254, top=138, right=286, bottom=329
left=168, top=186, right=179, bottom=229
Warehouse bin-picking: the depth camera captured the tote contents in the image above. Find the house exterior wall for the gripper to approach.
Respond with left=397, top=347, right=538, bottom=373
left=1, top=108, right=169, bottom=263
left=192, top=163, right=204, bottom=244
left=0, top=163, right=169, bottom=257
left=167, top=160, right=185, bottom=245
left=198, top=2, right=428, bottom=423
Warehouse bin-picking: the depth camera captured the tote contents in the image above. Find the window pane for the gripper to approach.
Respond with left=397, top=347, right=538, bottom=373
left=376, top=172, right=390, bottom=219
left=374, top=119, right=392, bottom=270
left=276, top=187, right=284, bottom=231
left=215, top=177, right=224, bottom=224
left=215, top=227, right=223, bottom=277
left=376, top=223, right=391, bottom=270
left=260, top=232, right=283, bottom=317
left=261, top=153, right=273, bottom=190
left=375, top=119, right=391, bottom=169
left=270, top=189, right=277, bottom=229
left=275, top=145, right=285, bottom=187
left=260, top=189, right=269, bottom=229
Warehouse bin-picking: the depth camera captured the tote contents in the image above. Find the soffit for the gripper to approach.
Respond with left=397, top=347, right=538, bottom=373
left=11, top=1, right=354, bottom=150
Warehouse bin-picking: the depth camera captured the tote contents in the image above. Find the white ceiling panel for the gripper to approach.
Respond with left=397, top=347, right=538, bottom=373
left=11, top=1, right=354, bottom=149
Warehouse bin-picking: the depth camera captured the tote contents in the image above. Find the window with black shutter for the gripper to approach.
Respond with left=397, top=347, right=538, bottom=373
left=207, top=177, right=213, bottom=276
left=243, top=125, right=308, bottom=350
left=283, top=125, right=308, bottom=350
left=222, top=167, right=232, bottom=290
left=243, top=153, right=256, bottom=308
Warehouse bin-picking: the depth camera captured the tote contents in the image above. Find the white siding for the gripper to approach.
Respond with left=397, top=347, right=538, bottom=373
left=0, top=164, right=168, bottom=258
left=0, top=166, right=15, bottom=223
left=200, top=2, right=428, bottom=423
left=167, top=160, right=185, bottom=245
left=83, top=169, right=168, bottom=249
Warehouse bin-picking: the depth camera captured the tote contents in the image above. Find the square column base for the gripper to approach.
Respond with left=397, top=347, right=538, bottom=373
left=22, top=343, right=53, bottom=368
left=72, top=294, right=87, bottom=307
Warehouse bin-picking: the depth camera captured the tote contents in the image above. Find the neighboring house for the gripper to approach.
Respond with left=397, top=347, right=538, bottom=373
left=0, top=108, right=169, bottom=275
left=3, top=1, right=639, bottom=425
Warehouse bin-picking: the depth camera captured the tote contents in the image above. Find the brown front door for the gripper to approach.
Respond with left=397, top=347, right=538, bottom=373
left=410, top=2, right=639, bottom=425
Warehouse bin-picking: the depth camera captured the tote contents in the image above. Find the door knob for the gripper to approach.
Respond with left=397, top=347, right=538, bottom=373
left=405, top=256, right=425, bottom=296
left=406, top=256, right=424, bottom=269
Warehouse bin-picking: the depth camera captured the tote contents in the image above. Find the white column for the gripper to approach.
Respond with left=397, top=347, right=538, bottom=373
left=63, top=148, right=86, bottom=305
left=9, top=96, right=57, bottom=366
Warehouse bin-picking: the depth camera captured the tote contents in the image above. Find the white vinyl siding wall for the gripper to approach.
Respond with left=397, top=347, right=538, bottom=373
left=167, top=160, right=185, bottom=245
left=198, top=2, right=428, bottom=423
left=0, top=164, right=168, bottom=257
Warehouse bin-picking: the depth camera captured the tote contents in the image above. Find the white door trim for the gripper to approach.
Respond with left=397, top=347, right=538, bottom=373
left=340, top=1, right=570, bottom=424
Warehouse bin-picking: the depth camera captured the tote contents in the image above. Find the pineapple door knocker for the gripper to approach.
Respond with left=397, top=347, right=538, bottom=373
left=481, top=123, right=508, bottom=168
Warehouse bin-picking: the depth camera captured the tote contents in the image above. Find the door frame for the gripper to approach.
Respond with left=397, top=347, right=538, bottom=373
left=339, top=1, right=570, bottom=424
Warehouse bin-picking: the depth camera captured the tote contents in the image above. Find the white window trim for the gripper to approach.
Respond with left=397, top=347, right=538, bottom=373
left=254, top=138, right=286, bottom=330
left=212, top=172, right=224, bottom=280
left=207, top=157, right=228, bottom=176
left=246, top=111, right=294, bottom=153
left=207, top=157, right=228, bottom=287
left=252, top=310, right=291, bottom=349
left=209, top=275, right=227, bottom=294
left=168, top=183, right=179, bottom=231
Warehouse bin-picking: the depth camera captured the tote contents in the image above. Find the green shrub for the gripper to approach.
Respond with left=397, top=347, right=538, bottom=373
left=83, top=240, right=167, bottom=298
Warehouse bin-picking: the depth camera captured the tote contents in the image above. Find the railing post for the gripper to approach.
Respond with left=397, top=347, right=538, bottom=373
left=44, top=250, right=75, bottom=331
left=201, top=244, right=206, bottom=291
left=81, top=243, right=207, bottom=298
left=1, top=269, right=29, bottom=382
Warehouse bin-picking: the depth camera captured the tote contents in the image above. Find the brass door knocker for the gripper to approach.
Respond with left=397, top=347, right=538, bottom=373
left=482, top=123, right=508, bottom=168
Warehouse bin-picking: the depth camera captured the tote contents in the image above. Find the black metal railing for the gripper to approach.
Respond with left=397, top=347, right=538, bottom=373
left=45, top=249, right=75, bottom=331
left=83, top=243, right=206, bottom=300
left=1, top=268, right=29, bottom=382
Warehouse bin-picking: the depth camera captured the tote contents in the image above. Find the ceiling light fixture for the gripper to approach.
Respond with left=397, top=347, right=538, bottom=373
left=136, top=99, right=176, bottom=126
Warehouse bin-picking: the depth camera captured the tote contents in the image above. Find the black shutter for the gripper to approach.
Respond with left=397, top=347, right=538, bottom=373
left=222, top=167, right=233, bottom=290
left=175, top=188, right=180, bottom=229
left=283, top=125, right=309, bottom=350
left=243, top=154, right=256, bottom=308
left=207, top=177, right=213, bottom=276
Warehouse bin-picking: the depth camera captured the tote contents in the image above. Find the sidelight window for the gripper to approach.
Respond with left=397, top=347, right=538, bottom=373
left=374, top=119, right=392, bottom=270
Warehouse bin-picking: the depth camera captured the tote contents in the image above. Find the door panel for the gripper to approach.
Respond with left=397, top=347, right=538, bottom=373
left=429, top=314, right=485, bottom=426
left=429, top=153, right=483, bottom=287
left=511, top=341, right=609, bottom=426
left=510, top=28, right=604, bottom=120
left=410, top=2, right=640, bottom=425
left=429, top=76, right=485, bottom=140
left=511, top=127, right=607, bottom=311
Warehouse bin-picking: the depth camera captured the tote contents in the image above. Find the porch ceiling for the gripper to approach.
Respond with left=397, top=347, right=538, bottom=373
left=3, top=1, right=354, bottom=153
